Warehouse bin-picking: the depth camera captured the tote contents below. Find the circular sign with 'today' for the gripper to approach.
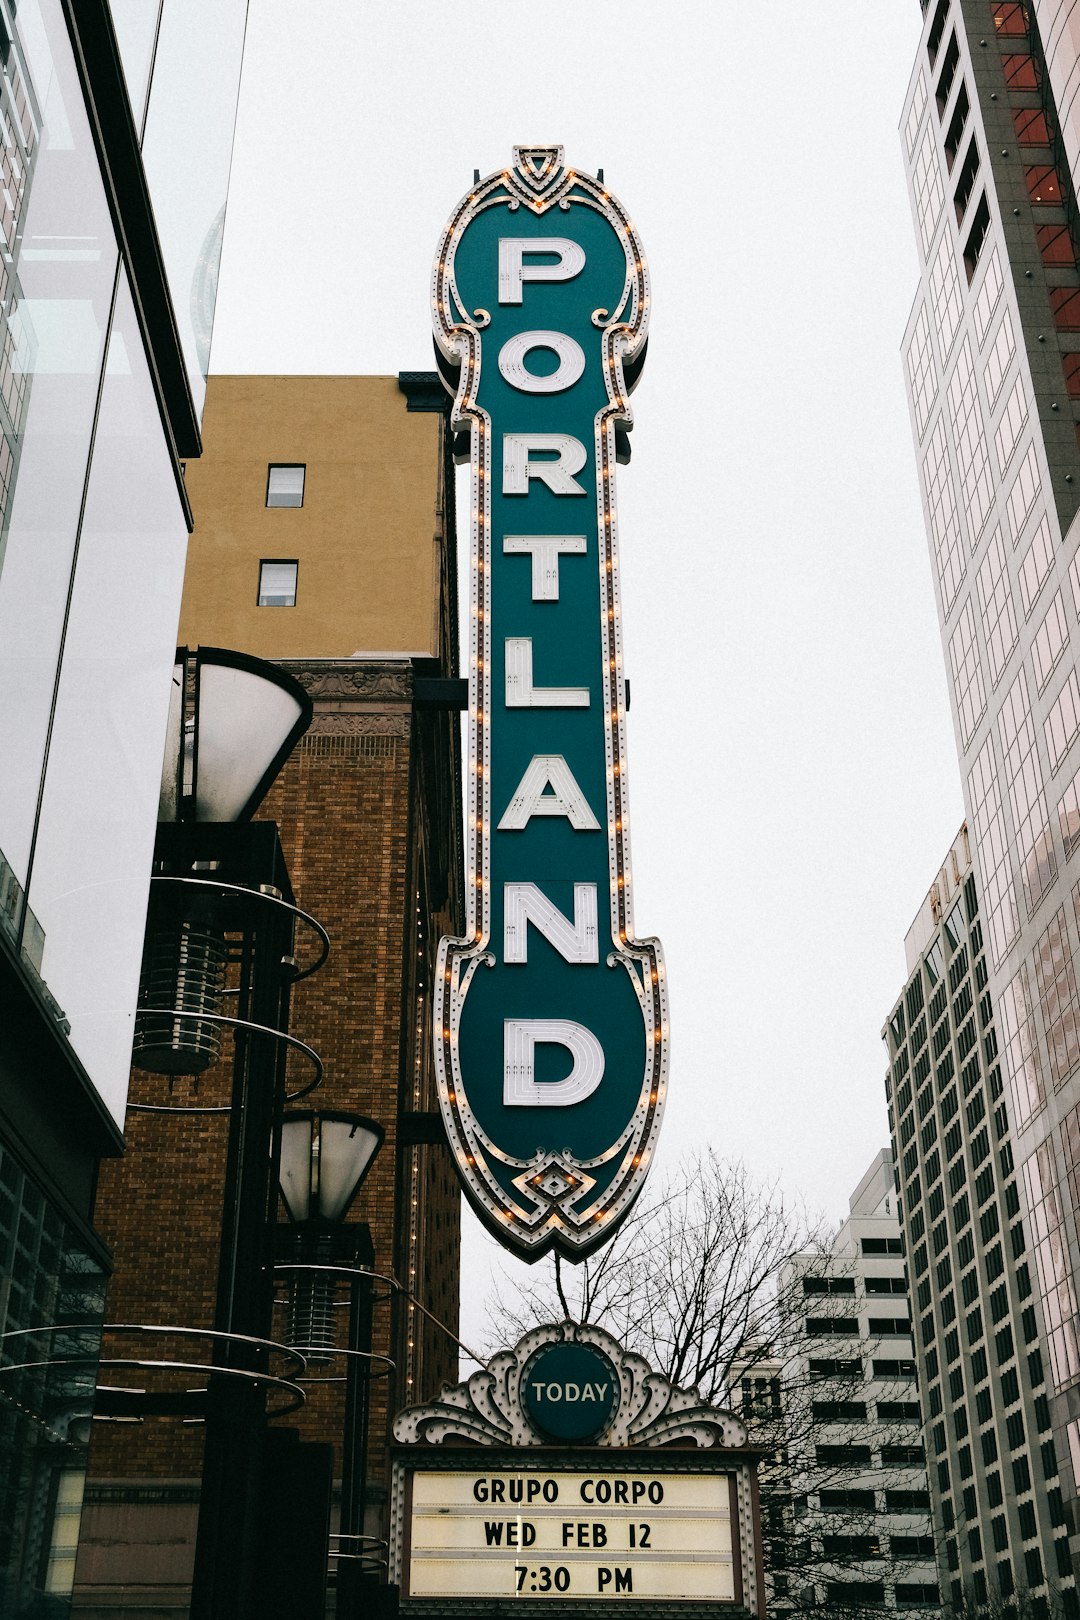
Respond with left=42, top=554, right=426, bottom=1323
left=521, top=1341, right=619, bottom=1442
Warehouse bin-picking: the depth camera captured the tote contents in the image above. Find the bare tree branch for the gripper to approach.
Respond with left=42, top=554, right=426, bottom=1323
left=484, top=1152, right=947, bottom=1614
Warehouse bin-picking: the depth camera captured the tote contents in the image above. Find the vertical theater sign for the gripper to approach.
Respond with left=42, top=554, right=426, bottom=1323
left=432, top=147, right=668, bottom=1257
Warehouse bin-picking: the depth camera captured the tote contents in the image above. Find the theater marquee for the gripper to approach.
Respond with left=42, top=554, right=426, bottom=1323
left=390, top=1324, right=764, bottom=1616
left=401, top=1468, right=737, bottom=1604
left=431, top=145, right=668, bottom=1258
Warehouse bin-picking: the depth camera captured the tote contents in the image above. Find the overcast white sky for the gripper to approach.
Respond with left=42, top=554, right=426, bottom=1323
left=211, top=2, right=964, bottom=1361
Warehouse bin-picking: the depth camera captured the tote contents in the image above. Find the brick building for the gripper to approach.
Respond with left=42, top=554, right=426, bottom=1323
left=73, top=374, right=463, bottom=1615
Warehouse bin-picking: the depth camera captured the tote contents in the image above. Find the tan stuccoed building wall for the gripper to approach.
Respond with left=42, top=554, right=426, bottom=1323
left=74, top=374, right=463, bottom=1617
left=178, top=374, right=448, bottom=658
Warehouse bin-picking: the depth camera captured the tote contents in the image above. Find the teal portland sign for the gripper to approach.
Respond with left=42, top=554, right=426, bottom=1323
left=432, top=146, right=668, bottom=1259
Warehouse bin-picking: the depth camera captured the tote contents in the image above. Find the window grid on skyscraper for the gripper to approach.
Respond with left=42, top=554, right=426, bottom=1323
left=969, top=737, right=1020, bottom=964
left=1005, top=443, right=1042, bottom=544
left=951, top=598, right=987, bottom=746
left=977, top=529, right=1018, bottom=685
left=1058, top=768, right=1080, bottom=859
left=914, top=119, right=946, bottom=259
left=1034, top=908, right=1080, bottom=1090
left=1059, top=1102, right=1080, bottom=1234
left=998, top=669, right=1056, bottom=912
left=1032, top=593, right=1070, bottom=695
left=906, top=71, right=928, bottom=159
left=950, top=340, right=995, bottom=539
left=907, top=305, right=938, bottom=439
left=902, top=7, right=1080, bottom=1602
left=884, top=850, right=1070, bottom=1608
left=1023, top=1139, right=1080, bottom=1389
left=1045, top=670, right=1080, bottom=772
left=982, top=310, right=1016, bottom=408
left=925, top=417, right=967, bottom=614
left=776, top=1153, right=940, bottom=1617
left=994, top=377, right=1031, bottom=474
left=972, top=248, right=1004, bottom=347
left=0, top=110, right=26, bottom=259
left=977, top=528, right=1023, bottom=686
left=1019, top=514, right=1054, bottom=619
left=929, top=231, right=965, bottom=356
left=997, top=961, right=1046, bottom=1130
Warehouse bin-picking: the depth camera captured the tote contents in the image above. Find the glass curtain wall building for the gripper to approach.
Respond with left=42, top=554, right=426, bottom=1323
left=884, top=829, right=1073, bottom=1612
left=899, top=0, right=1080, bottom=1591
left=0, top=3, right=247, bottom=1613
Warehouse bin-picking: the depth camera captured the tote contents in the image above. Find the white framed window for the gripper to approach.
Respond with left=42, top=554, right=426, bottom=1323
left=266, top=463, right=305, bottom=507
left=258, top=560, right=298, bottom=607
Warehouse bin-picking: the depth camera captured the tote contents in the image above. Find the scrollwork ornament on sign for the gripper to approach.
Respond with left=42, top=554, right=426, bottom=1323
left=393, top=1322, right=747, bottom=1451
left=431, top=147, right=669, bottom=1261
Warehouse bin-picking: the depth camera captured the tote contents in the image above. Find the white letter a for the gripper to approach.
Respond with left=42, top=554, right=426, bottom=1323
left=497, top=756, right=600, bottom=830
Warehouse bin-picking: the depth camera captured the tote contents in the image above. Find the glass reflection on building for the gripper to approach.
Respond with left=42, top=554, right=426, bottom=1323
left=0, top=1145, right=106, bottom=1616
left=0, top=0, right=248, bottom=1611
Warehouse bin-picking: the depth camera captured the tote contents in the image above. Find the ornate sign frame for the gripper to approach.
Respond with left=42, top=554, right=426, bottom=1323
left=431, top=147, right=669, bottom=1260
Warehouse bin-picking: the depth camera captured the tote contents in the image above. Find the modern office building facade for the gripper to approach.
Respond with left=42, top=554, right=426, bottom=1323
left=73, top=374, right=464, bottom=1615
left=899, top=0, right=1080, bottom=1590
left=884, top=828, right=1074, bottom=1611
left=773, top=1152, right=939, bottom=1616
left=0, top=3, right=246, bottom=1614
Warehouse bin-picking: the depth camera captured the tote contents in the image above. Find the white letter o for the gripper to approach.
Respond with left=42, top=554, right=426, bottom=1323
left=498, top=330, right=585, bottom=394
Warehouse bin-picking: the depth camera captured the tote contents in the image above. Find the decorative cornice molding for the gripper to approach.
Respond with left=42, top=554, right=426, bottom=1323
left=393, top=1322, right=748, bottom=1451
left=306, top=712, right=410, bottom=739
left=397, top=370, right=450, bottom=413
left=277, top=660, right=414, bottom=740
left=281, top=661, right=413, bottom=704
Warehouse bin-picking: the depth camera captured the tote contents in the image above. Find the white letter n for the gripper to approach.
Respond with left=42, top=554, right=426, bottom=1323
left=504, top=883, right=598, bottom=963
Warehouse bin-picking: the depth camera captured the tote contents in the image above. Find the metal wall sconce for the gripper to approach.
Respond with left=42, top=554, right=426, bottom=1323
left=280, top=1110, right=384, bottom=1225
left=275, top=1111, right=392, bottom=1614
left=279, top=1111, right=384, bottom=1362
left=159, top=644, right=312, bottom=826
left=125, top=645, right=325, bottom=1620
left=132, top=646, right=312, bottom=1077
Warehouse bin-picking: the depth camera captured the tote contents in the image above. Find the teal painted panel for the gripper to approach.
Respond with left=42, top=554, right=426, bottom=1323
left=521, top=1342, right=619, bottom=1441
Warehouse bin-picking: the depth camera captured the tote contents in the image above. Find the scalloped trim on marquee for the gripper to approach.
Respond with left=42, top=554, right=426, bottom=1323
left=392, top=1321, right=748, bottom=1451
